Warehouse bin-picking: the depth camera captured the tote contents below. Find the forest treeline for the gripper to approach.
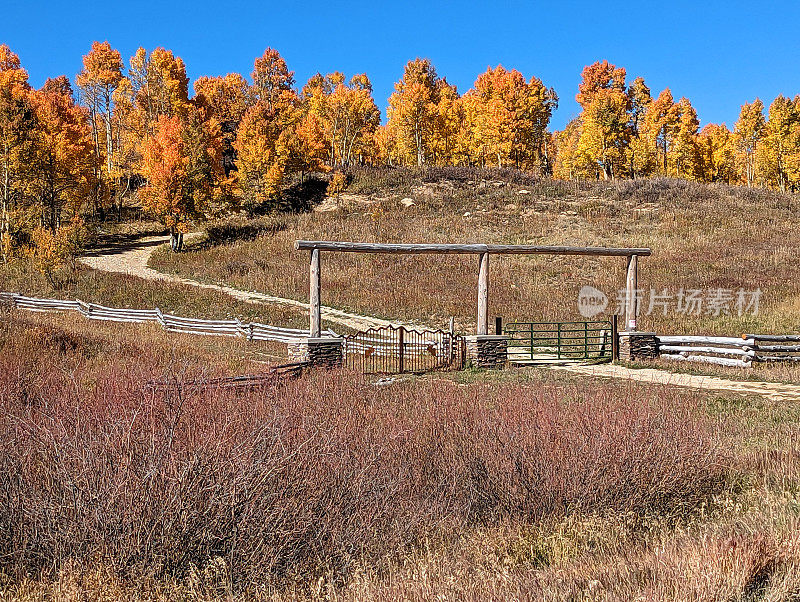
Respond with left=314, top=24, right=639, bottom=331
left=1, top=42, right=799, bottom=262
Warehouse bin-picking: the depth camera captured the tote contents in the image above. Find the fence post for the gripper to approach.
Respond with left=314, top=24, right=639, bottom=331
left=584, top=321, right=588, bottom=359
left=625, top=254, right=638, bottom=331
left=398, top=326, right=405, bottom=374
left=477, top=252, right=489, bottom=335
left=557, top=322, right=562, bottom=359
left=530, top=322, right=534, bottom=360
left=449, top=317, right=455, bottom=366
left=611, top=315, right=619, bottom=361
left=495, top=316, right=503, bottom=335
left=309, top=249, right=321, bottom=338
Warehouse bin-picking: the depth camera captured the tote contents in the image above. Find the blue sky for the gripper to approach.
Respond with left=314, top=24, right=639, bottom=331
left=3, top=0, right=799, bottom=130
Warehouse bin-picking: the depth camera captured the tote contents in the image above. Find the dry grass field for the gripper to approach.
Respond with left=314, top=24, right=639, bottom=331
left=2, top=308, right=800, bottom=600
left=151, top=169, right=800, bottom=337
left=3, top=170, right=800, bottom=599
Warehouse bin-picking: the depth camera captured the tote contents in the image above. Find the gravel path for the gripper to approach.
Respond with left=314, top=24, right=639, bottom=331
left=556, top=362, right=800, bottom=401
left=80, top=235, right=393, bottom=332
left=80, top=235, right=800, bottom=400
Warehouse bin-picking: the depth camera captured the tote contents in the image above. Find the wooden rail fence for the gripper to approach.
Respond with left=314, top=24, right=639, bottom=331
left=0, top=292, right=336, bottom=343
left=657, top=334, right=800, bottom=368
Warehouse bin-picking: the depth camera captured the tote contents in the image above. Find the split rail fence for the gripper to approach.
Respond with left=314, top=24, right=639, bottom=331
left=658, top=334, right=800, bottom=368
left=0, top=292, right=336, bottom=344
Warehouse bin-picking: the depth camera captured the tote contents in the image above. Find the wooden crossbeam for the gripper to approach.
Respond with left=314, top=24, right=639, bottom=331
left=295, top=240, right=651, bottom=257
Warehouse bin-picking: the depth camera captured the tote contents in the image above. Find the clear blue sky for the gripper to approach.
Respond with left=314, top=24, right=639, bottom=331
left=3, top=0, right=799, bottom=130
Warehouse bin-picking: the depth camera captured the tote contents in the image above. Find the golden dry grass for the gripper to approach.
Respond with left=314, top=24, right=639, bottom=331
left=151, top=172, right=800, bottom=337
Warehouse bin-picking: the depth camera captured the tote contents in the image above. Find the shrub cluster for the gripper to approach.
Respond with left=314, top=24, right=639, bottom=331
left=0, top=332, right=729, bottom=591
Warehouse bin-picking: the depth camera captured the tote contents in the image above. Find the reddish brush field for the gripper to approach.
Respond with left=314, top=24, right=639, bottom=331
left=1, top=312, right=772, bottom=599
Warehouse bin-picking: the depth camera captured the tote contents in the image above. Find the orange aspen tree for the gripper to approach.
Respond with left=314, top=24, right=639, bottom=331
left=29, top=77, right=96, bottom=233
left=139, top=115, right=190, bottom=251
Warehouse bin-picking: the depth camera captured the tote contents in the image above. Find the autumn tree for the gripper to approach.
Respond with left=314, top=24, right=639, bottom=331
left=669, top=97, right=702, bottom=179
left=626, top=77, right=654, bottom=177
left=0, top=44, right=34, bottom=261
left=140, top=115, right=222, bottom=251
left=572, top=61, right=630, bottom=179
left=733, top=99, right=766, bottom=186
left=252, top=48, right=294, bottom=110
left=193, top=73, right=252, bottom=174
left=28, top=77, right=96, bottom=233
left=463, top=65, right=557, bottom=170
left=302, top=72, right=380, bottom=167
left=757, top=95, right=800, bottom=191
left=642, top=88, right=680, bottom=175
left=698, top=123, right=736, bottom=183
left=76, top=41, right=124, bottom=218
left=386, top=58, right=443, bottom=166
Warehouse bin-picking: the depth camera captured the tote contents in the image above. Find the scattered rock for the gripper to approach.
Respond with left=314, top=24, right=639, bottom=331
left=463, top=212, right=471, bottom=217
left=504, top=203, right=518, bottom=211
left=517, top=189, right=531, bottom=195
left=399, top=197, right=415, bottom=207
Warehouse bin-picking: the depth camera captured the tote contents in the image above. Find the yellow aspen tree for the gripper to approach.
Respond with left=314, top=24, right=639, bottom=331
left=733, top=99, right=765, bottom=186
left=670, top=97, right=702, bottom=179
left=698, top=123, right=736, bottom=183
left=626, top=77, right=654, bottom=177
left=386, top=58, right=441, bottom=166
left=0, top=44, right=34, bottom=261
left=575, top=87, right=630, bottom=179
left=642, top=89, right=680, bottom=175
left=757, top=95, right=799, bottom=190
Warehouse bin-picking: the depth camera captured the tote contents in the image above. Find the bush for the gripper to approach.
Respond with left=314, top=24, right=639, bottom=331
left=0, top=337, right=729, bottom=591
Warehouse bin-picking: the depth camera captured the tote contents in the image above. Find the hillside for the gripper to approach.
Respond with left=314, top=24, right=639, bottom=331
left=152, top=167, right=800, bottom=336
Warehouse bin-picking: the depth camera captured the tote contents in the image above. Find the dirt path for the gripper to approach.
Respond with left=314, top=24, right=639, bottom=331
left=555, top=362, right=800, bottom=401
left=80, top=235, right=800, bottom=400
left=80, top=235, right=394, bottom=332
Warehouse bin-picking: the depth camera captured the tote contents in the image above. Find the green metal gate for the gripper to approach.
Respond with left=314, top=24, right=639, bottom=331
left=504, top=320, right=614, bottom=363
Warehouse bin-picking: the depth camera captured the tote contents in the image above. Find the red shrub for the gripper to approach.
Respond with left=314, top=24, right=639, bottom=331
left=0, top=336, right=728, bottom=589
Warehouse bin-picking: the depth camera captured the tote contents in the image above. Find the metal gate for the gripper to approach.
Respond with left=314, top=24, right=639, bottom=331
left=504, top=320, right=614, bottom=363
left=344, top=325, right=465, bottom=374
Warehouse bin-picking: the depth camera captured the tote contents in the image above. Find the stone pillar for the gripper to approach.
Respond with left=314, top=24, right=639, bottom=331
left=465, top=335, right=509, bottom=369
left=618, top=331, right=659, bottom=361
left=287, top=337, right=344, bottom=368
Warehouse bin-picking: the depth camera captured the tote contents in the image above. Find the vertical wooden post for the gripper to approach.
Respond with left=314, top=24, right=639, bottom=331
left=611, top=314, right=619, bottom=361
left=398, top=326, right=405, bottom=373
left=625, top=254, right=638, bottom=331
left=449, top=316, right=455, bottom=366
left=495, top=316, right=503, bottom=335
left=309, top=249, right=321, bottom=338
left=477, top=252, right=489, bottom=335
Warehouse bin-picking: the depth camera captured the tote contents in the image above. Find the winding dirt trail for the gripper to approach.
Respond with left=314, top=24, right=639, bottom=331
left=80, top=235, right=800, bottom=401
left=80, top=235, right=393, bottom=332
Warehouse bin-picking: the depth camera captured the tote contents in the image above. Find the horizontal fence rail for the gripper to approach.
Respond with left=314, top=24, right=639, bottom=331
left=0, top=291, right=336, bottom=343
left=656, top=333, right=800, bottom=367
